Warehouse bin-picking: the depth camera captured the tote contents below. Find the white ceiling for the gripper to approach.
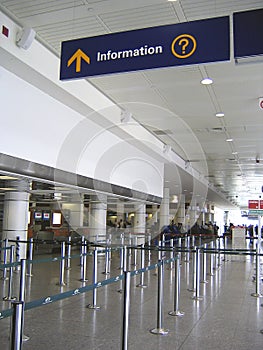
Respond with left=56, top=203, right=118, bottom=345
left=1, top=0, right=263, bottom=209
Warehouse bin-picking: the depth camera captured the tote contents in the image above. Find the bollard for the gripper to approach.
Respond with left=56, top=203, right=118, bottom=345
left=10, top=301, right=24, bottom=350
left=251, top=244, right=262, bottom=297
left=150, top=260, right=169, bottom=335
left=79, top=241, right=88, bottom=282
left=208, top=241, right=215, bottom=276
left=3, top=245, right=16, bottom=301
left=192, top=247, right=203, bottom=301
left=26, top=238, right=33, bottom=277
left=19, top=259, right=30, bottom=342
left=2, top=239, right=8, bottom=280
left=87, top=248, right=100, bottom=309
left=168, top=255, right=184, bottom=317
left=136, top=244, right=147, bottom=288
left=66, top=236, right=72, bottom=270
left=201, top=244, right=208, bottom=283
left=57, top=242, right=66, bottom=286
left=15, top=237, right=20, bottom=272
left=121, top=271, right=131, bottom=350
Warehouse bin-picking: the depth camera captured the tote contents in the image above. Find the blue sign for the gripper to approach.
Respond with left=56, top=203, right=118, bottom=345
left=234, top=9, right=263, bottom=59
left=60, top=16, right=230, bottom=80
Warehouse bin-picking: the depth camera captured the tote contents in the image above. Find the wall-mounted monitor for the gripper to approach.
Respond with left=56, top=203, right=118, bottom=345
left=34, top=211, right=42, bottom=220
left=43, top=212, right=50, bottom=221
left=52, top=212, right=62, bottom=226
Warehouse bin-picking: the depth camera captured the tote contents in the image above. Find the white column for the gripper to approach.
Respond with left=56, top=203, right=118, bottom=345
left=176, top=194, right=185, bottom=228
left=189, top=198, right=197, bottom=229
left=2, top=180, right=30, bottom=260
left=88, top=195, right=107, bottom=242
left=134, top=203, right=146, bottom=234
left=159, top=187, right=170, bottom=231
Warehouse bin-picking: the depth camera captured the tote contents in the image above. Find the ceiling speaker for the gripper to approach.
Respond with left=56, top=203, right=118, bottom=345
left=16, top=27, right=36, bottom=50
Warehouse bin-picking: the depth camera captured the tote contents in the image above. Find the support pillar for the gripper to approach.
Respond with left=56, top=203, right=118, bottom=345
left=88, top=195, right=107, bottom=242
left=159, top=187, right=170, bottom=231
left=2, top=180, right=30, bottom=260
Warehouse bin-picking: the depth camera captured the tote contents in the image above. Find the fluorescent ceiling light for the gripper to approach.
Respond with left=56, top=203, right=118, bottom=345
left=216, top=112, right=224, bottom=117
left=226, top=138, right=233, bottom=142
left=201, top=78, right=213, bottom=85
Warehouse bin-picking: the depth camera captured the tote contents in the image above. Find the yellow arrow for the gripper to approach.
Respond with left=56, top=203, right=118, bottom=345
left=67, top=49, right=90, bottom=72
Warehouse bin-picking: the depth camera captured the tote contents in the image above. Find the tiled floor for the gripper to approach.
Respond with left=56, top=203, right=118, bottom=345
left=0, top=239, right=263, bottom=349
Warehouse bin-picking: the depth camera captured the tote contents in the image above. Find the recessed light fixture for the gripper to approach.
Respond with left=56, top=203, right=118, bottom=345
left=216, top=112, right=224, bottom=117
left=226, top=138, right=233, bottom=142
left=232, top=151, right=238, bottom=155
left=201, top=78, right=213, bottom=85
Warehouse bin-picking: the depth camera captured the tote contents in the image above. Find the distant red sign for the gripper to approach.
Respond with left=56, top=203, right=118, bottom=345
left=248, top=200, right=259, bottom=209
left=260, top=200, right=263, bottom=209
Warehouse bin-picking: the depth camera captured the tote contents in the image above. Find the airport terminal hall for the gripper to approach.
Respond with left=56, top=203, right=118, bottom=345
left=1, top=1, right=263, bottom=349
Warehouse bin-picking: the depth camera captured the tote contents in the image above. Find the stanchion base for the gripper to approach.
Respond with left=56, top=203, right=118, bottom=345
left=136, top=284, right=147, bottom=288
left=87, top=304, right=100, bottom=310
left=117, top=289, right=123, bottom=293
left=168, top=310, right=185, bottom=317
left=79, top=279, right=88, bottom=282
left=22, top=334, right=30, bottom=342
left=187, top=288, right=195, bottom=292
left=191, top=295, right=203, bottom=301
left=201, top=280, right=208, bottom=284
left=1, top=277, right=9, bottom=281
left=208, top=273, right=215, bottom=276
left=3, top=296, right=16, bottom=301
left=26, top=274, right=33, bottom=277
left=251, top=292, right=263, bottom=298
left=150, top=328, right=169, bottom=335
left=65, top=267, right=71, bottom=271
left=102, top=271, right=110, bottom=275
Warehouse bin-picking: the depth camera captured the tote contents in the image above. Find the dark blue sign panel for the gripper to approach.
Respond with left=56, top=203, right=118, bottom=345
left=60, top=16, right=230, bottom=80
left=234, top=9, right=263, bottom=59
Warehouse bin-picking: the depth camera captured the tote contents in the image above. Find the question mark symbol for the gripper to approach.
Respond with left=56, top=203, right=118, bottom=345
left=179, top=38, right=189, bottom=55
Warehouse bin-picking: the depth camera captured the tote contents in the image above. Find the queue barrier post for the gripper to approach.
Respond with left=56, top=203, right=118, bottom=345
left=2, top=238, right=8, bottom=280
left=201, top=244, right=208, bottom=283
left=15, top=237, right=20, bottom=272
left=121, top=271, right=131, bottom=350
left=19, top=259, right=30, bottom=342
left=187, top=247, right=196, bottom=292
left=26, top=238, right=33, bottom=277
left=132, top=236, right=138, bottom=266
left=79, top=240, right=88, bottom=283
left=10, top=301, right=24, bottom=350
left=168, top=255, right=184, bottom=317
left=3, top=245, right=16, bottom=301
left=87, top=247, right=100, bottom=310
left=57, top=242, right=66, bottom=286
left=192, top=247, right=203, bottom=301
left=136, top=244, right=147, bottom=288
left=208, top=241, right=215, bottom=276
left=150, top=260, right=169, bottom=335
left=251, top=243, right=262, bottom=298
left=66, top=236, right=71, bottom=270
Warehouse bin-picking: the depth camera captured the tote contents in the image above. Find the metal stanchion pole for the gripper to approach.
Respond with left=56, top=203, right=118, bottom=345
left=57, top=242, right=66, bottom=286
left=187, top=247, right=196, bottom=292
left=168, top=239, right=173, bottom=270
left=251, top=244, right=262, bottom=297
left=148, top=234, right=151, bottom=263
left=169, top=255, right=184, bottom=317
left=19, top=259, right=29, bottom=342
left=3, top=245, right=16, bottom=301
left=66, top=236, right=71, bottom=270
left=208, top=241, right=215, bottom=276
left=80, top=236, right=85, bottom=266
left=10, top=301, right=24, bottom=350
left=2, top=238, right=8, bottom=280
left=103, top=245, right=110, bottom=275
left=192, top=247, right=203, bottom=301
left=201, top=244, right=208, bottom=283
left=136, top=244, right=147, bottom=288
left=217, top=238, right=221, bottom=268
left=150, top=260, right=169, bottom=335
left=121, top=271, right=131, bottom=350
left=132, top=236, right=138, bottom=266
left=79, top=240, right=88, bottom=282
left=87, top=248, right=100, bottom=309
left=185, top=236, right=190, bottom=262
left=15, top=237, right=20, bottom=272
left=26, top=238, right=33, bottom=277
